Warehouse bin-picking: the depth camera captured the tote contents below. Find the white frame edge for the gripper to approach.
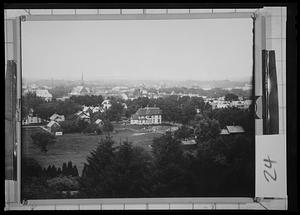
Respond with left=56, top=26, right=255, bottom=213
left=7, top=10, right=267, bottom=208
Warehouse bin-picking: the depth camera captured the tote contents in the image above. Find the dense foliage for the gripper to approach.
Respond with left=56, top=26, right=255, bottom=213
left=22, top=90, right=255, bottom=199
left=21, top=92, right=45, bottom=120
left=22, top=158, right=80, bottom=199
left=125, top=96, right=207, bottom=124
left=224, top=93, right=239, bottom=101
left=30, top=131, right=56, bottom=152
left=70, top=95, right=104, bottom=106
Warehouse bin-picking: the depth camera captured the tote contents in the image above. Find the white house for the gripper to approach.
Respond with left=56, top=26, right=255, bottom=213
left=69, top=86, right=90, bottom=96
left=102, top=99, right=112, bottom=110
left=49, top=113, right=65, bottom=122
left=230, top=101, right=245, bottom=109
left=46, top=120, right=62, bottom=134
left=35, top=89, right=53, bottom=102
left=91, top=106, right=101, bottom=113
left=22, top=108, right=42, bottom=125
left=130, top=107, right=162, bottom=125
left=22, top=115, right=42, bottom=125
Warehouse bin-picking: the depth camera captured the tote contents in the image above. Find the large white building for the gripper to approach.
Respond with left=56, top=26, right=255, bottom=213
left=35, top=89, right=53, bottom=102
left=130, top=107, right=162, bottom=125
left=69, top=73, right=90, bottom=96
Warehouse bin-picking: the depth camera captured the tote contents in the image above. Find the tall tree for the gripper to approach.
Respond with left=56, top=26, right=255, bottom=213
left=105, top=142, right=153, bottom=197
left=79, top=136, right=115, bottom=197
left=194, top=118, right=221, bottom=143
left=62, top=162, right=67, bottom=176
left=22, top=92, right=45, bottom=120
left=151, top=132, right=188, bottom=197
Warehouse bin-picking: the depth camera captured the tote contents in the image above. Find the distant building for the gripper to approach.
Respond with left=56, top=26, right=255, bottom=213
left=181, top=139, right=197, bottom=145
left=121, top=93, right=129, bottom=100
left=242, top=83, right=252, bottom=91
left=49, top=113, right=65, bottom=122
left=220, top=125, right=245, bottom=135
left=91, top=106, right=102, bottom=113
left=22, top=115, right=42, bottom=125
left=216, top=101, right=229, bottom=109
left=102, top=99, right=112, bottom=110
left=46, top=120, right=62, bottom=134
left=70, top=86, right=90, bottom=96
left=244, top=100, right=252, bottom=109
left=230, top=100, right=245, bottom=109
left=94, top=119, right=104, bottom=127
left=130, top=107, right=162, bottom=125
left=56, top=96, right=70, bottom=101
left=35, top=89, right=53, bottom=101
left=75, top=111, right=91, bottom=123
left=22, top=108, right=42, bottom=125
left=122, top=103, right=128, bottom=109
left=69, top=72, right=90, bottom=96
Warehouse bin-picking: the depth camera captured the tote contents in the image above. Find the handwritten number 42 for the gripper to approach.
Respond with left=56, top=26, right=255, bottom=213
left=263, top=155, right=277, bottom=182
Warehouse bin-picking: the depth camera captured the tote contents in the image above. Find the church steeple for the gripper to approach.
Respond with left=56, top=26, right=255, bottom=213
left=81, top=72, right=84, bottom=86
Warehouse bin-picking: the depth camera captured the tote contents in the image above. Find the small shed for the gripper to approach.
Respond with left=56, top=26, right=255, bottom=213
left=220, top=125, right=245, bottom=135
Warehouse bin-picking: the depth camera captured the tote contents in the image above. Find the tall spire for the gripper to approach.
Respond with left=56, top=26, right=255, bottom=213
left=81, top=72, right=84, bottom=86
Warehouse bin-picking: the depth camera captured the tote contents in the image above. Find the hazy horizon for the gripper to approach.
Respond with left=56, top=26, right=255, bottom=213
left=22, top=18, right=253, bottom=81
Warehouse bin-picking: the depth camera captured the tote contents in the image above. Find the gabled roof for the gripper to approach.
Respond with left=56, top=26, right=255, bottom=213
left=50, top=113, right=64, bottom=121
left=47, top=120, right=60, bottom=128
left=35, top=89, right=52, bottom=98
left=82, top=106, right=90, bottom=112
left=226, top=125, right=245, bottom=133
left=77, top=111, right=90, bottom=118
left=135, top=107, right=162, bottom=116
left=102, top=99, right=111, bottom=105
left=220, top=129, right=230, bottom=135
left=70, top=86, right=90, bottom=95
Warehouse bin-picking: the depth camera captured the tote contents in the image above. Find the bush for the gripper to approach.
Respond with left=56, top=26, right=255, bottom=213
left=47, top=176, right=79, bottom=191
left=60, top=119, right=89, bottom=134
left=22, top=157, right=44, bottom=178
left=83, top=123, right=102, bottom=135
left=30, top=131, right=56, bottom=152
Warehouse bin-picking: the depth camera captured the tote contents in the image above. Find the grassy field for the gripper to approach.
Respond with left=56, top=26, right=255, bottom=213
left=22, top=125, right=168, bottom=176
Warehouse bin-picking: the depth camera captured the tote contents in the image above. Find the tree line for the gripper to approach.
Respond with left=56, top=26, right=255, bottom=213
left=22, top=119, right=254, bottom=199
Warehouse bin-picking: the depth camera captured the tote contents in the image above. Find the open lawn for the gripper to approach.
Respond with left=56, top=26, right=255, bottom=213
left=22, top=124, right=172, bottom=176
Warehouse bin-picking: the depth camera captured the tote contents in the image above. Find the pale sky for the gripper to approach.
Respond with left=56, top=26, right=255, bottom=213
left=21, top=18, right=253, bottom=81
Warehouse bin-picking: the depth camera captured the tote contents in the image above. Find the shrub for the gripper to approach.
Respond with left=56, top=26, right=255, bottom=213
left=30, top=131, right=56, bottom=152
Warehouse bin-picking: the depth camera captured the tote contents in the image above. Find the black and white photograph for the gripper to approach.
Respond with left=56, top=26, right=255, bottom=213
left=5, top=5, right=294, bottom=211
left=20, top=14, right=255, bottom=200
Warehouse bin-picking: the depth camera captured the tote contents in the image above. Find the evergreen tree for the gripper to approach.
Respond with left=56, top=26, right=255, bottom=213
left=79, top=138, right=153, bottom=198
left=51, top=165, right=57, bottom=177
left=107, top=142, right=153, bottom=197
left=67, top=161, right=73, bottom=176
left=57, top=167, right=62, bottom=176
left=46, top=165, right=51, bottom=178
left=79, top=136, right=115, bottom=197
left=72, top=165, right=79, bottom=177
left=151, top=132, right=188, bottom=197
left=62, top=162, right=67, bottom=176
left=194, top=118, right=221, bottom=143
